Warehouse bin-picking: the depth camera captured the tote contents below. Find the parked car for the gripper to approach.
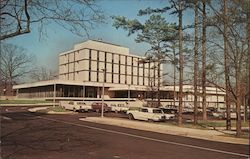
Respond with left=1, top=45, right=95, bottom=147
left=126, top=107, right=166, bottom=122
left=60, top=101, right=92, bottom=112
left=182, top=106, right=193, bottom=114
left=91, top=102, right=111, bottom=113
left=207, top=107, right=217, bottom=116
left=110, top=103, right=129, bottom=113
left=165, top=105, right=178, bottom=110
left=159, top=108, right=176, bottom=120
left=223, top=111, right=244, bottom=119
left=211, top=111, right=224, bottom=119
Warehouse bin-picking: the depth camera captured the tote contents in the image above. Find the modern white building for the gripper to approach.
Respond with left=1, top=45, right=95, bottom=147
left=59, top=40, right=162, bottom=86
left=13, top=40, right=225, bottom=108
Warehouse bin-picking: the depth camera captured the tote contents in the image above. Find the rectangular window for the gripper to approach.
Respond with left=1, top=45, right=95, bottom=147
left=131, top=57, right=133, bottom=85
left=97, top=51, right=99, bottom=82
left=119, top=55, right=121, bottom=84
left=89, top=49, right=91, bottom=81
left=125, top=56, right=127, bottom=84
left=73, top=52, right=76, bottom=80
left=143, top=63, right=145, bottom=85
left=148, top=62, right=150, bottom=86
left=105, top=52, right=107, bottom=82
left=112, top=53, right=114, bottom=83
left=137, top=58, right=139, bottom=85
left=67, top=54, right=69, bottom=80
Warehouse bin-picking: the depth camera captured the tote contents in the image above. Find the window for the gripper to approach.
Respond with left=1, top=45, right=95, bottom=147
left=88, top=49, right=91, bottom=81
left=112, top=53, right=114, bottom=83
left=153, top=109, right=162, bottom=113
left=97, top=51, right=99, bottom=82
left=140, top=108, right=148, bottom=112
left=131, top=57, right=133, bottom=84
left=105, top=52, right=107, bottom=82
left=119, top=55, right=121, bottom=83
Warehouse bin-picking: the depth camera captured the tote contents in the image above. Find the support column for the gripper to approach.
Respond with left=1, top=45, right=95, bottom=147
left=53, top=84, right=56, bottom=107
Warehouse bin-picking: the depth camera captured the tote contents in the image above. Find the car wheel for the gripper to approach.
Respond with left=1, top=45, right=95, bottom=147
left=148, top=119, right=154, bottom=122
left=128, top=114, right=134, bottom=120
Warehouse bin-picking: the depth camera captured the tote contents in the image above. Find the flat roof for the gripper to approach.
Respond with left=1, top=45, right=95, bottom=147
left=13, top=80, right=225, bottom=95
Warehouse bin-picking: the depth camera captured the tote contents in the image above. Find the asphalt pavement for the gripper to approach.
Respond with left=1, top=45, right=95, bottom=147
left=1, top=106, right=249, bottom=159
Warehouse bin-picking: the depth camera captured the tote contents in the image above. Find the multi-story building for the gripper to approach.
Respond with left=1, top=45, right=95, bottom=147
left=13, top=40, right=225, bottom=108
left=58, top=40, right=162, bottom=86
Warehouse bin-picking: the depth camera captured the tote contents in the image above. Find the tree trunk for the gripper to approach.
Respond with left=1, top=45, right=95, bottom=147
left=193, top=0, right=199, bottom=125
left=202, top=0, right=207, bottom=120
left=178, top=4, right=184, bottom=126
left=236, top=63, right=242, bottom=137
left=173, top=46, right=176, bottom=108
left=223, top=0, right=231, bottom=130
left=157, top=60, right=161, bottom=107
left=247, top=1, right=250, bottom=117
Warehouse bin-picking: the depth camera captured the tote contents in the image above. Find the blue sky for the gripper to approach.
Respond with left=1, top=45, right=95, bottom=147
left=5, top=0, right=193, bottom=75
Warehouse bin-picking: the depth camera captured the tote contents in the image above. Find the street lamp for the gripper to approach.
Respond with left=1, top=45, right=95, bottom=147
left=101, top=69, right=106, bottom=118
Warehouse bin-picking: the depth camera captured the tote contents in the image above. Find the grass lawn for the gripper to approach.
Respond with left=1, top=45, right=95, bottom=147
left=198, top=120, right=249, bottom=128
left=48, top=106, right=68, bottom=112
left=0, top=100, right=51, bottom=104
left=36, top=106, right=69, bottom=113
left=221, top=132, right=250, bottom=139
left=158, top=121, right=209, bottom=130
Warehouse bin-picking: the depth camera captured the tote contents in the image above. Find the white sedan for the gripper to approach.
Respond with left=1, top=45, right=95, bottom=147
left=60, top=101, right=92, bottom=112
left=127, top=107, right=166, bottom=122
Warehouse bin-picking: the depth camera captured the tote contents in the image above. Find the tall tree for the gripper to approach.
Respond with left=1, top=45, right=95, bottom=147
left=176, top=1, right=185, bottom=126
left=243, top=0, right=250, bottom=120
left=138, top=0, right=189, bottom=125
left=193, top=0, right=199, bottom=124
left=223, top=0, right=231, bottom=131
left=201, top=0, right=208, bottom=120
left=169, top=41, right=179, bottom=108
left=30, top=66, right=57, bottom=82
left=0, top=43, right=34, bottom=95
left=208, top=0, right=248, bottom=136
left=113, top=15, right=178, bottom=108
left=0, top=0, right=105, bottom=40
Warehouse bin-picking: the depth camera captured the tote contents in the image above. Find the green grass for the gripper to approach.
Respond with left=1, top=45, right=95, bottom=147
left=0, top=100, right=51, bottom=104
left=221, top=132, right=250, bottom=139
left=48, top=106, right=68, bottom=112
left=157, top=121, right=209, bottom=130
left=198, top=120, right=249, bottom=128
left=36, top=106, right=69, bottom=113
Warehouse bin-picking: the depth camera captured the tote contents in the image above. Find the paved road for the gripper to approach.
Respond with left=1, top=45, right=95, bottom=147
left=1, top=107, right=249, bottom=159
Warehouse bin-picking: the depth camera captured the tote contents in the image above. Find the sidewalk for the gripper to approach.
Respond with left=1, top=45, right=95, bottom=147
left=79, top=117, right=249, bottom=145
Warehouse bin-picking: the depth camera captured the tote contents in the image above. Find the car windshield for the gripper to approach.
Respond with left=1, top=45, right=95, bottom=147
left=153, top=109, right=162, bottom=113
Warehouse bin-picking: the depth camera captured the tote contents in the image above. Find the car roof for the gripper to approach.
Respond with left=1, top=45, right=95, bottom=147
left=141, top=107, right=161, bottom=110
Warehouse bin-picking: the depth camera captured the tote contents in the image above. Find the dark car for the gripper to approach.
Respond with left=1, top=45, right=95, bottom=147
left=91, top=102, right=111, bottom=113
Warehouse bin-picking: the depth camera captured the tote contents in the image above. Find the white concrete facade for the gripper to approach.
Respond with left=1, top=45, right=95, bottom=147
left=59, top=40, right=162, bottom=87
